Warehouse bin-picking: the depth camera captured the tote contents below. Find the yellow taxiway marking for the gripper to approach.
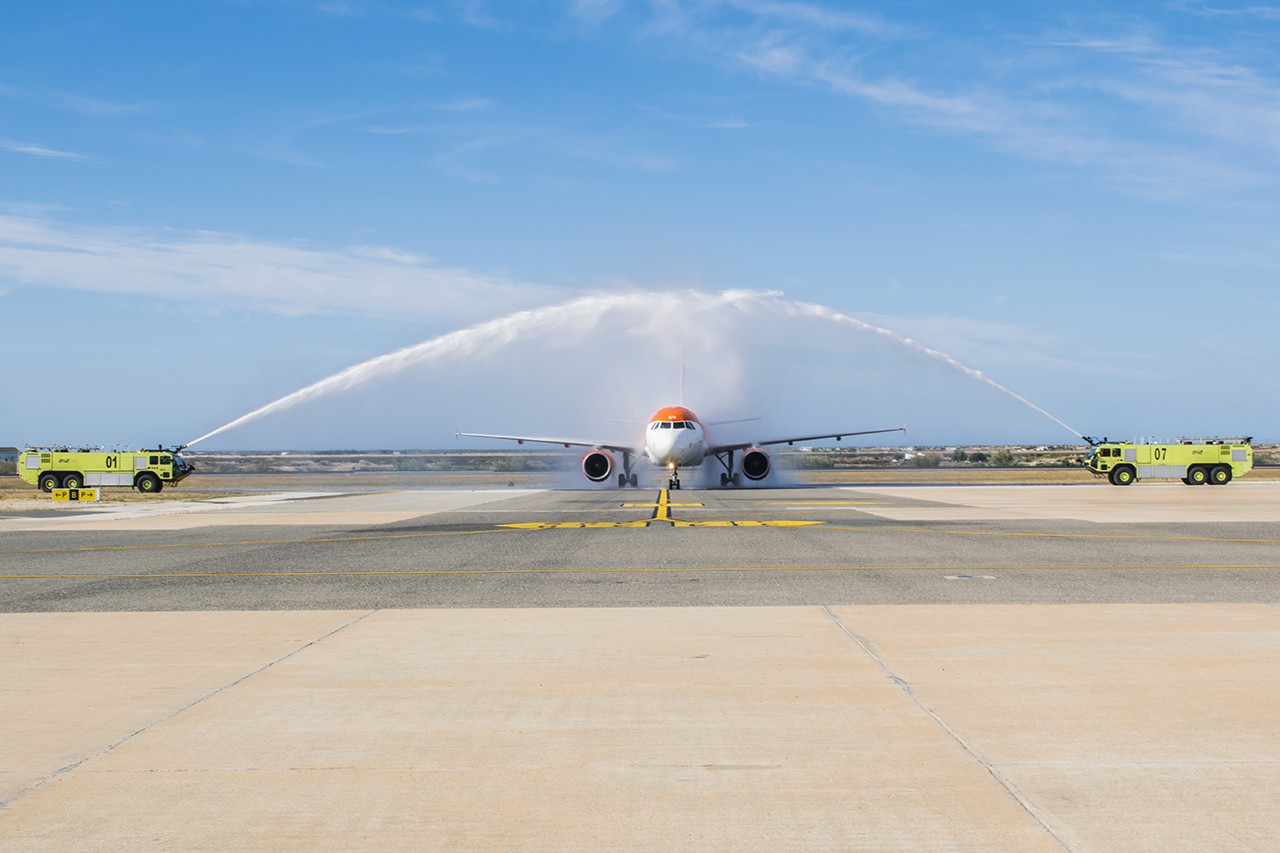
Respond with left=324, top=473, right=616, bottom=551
left=673, top=520, right=822, bottom=527
left=500, top=520, right=823, bottom=529
left=503, top=490, right=820, bottom=529
left=822, top=527, right=1280, bottom=544
left=502, top=521, right=649, bottom=529
left=754, top=501, right=888, bottom=505
left=0, top=528, right=511, bottom=555
left=623, top=490, right=704, bottom=510
left=4, top=563, right=1279, bottom=580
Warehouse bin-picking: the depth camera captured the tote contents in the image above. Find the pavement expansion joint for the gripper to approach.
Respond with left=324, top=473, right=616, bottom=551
left=0, top=609, right=377, bottom=810
left=820, top=606, right=1077, bottom=853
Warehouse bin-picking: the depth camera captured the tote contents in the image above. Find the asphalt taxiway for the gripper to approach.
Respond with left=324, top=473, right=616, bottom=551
left=1, top=484, right=1279, bottom=611
left=2, top=484, right=1278, bottom=852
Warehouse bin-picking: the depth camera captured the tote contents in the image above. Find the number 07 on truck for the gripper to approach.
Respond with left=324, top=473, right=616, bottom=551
left=1082, top=436, right=1252, bottom=486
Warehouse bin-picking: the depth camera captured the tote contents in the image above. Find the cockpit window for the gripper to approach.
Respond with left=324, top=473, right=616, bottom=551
left=673, top=422, right=686, bottom=429
left=660, top=422, right=672, bottom=429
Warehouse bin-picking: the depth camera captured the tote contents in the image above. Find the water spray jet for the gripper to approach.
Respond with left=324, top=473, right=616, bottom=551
left=185, top=290, right=1082, bottom=448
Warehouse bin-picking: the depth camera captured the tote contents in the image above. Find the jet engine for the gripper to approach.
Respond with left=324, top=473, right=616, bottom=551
left=740, top=447, right=771, bottom=481
left=581, top=450, right=614, bottom=482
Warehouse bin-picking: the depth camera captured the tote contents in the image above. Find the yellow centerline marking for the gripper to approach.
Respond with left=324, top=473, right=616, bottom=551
left=500, top=520, right=823, bottom=529
left=0, top=528, right=511, bottom=555
left=3, top=564, right=1277, bottom=580
left=505, top=490, right=822, bottom=528
left=821, top=527, right=1280, bottom=544
left=753, top=501, right=888, bottom=505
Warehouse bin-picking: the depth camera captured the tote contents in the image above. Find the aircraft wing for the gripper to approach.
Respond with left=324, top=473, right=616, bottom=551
left=708, top=426, right=905, bottom=455
left=457, top=432, right=638, bottom=454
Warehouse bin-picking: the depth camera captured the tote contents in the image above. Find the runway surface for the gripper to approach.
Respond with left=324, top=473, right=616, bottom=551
left=3, top=483, right=1278, bottom=852
left=1, top=484, right=1279, bottom=611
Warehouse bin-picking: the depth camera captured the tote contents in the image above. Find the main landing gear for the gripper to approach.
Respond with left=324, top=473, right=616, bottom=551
left=714, top=451, right=741, bottom=488
left=618, top=451, right=639, bottom=488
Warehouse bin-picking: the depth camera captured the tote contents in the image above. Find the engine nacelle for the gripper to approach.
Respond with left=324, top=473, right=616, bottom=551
left=581, top=450, right=614, bottom=482
left=741, top=447, right=771, bottom=481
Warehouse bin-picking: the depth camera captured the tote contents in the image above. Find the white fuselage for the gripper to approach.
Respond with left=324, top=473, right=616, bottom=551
left=643, top=408, right=707, bottom=469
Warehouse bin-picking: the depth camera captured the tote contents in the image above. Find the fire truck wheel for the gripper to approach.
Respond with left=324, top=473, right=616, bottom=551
left=61, top=473, right=83, bottom=490
left=38, top=473, right=60, bottom=493
left=136, top=473, right=163, bottom=493
left=1186, top=465, right=1208, bottom=486
left=1111, top=466, right=1135, bottom=486
left=1208, top=465, right=1232, bottom=485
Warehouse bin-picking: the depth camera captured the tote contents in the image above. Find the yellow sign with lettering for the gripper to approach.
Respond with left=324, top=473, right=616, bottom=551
left=52, top=488, right=99, bottom=502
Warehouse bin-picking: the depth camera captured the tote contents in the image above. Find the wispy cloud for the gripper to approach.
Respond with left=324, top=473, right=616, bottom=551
left=453, top=0, right=513, bottom=29
left=0, top=139, right=94, bottom=161
left=638, top=103, right=752, bottom=129
left=436, top=96, right=495, bottom=111
left=1192, top=5, right=1280, bottom=20
left=0, top=215, right=568, bottom=320
left=586, top=1, right=1280, bottom=194
left=859, top=312, right=1158, bottom=379
left=0, top=83, right=150, bottom=116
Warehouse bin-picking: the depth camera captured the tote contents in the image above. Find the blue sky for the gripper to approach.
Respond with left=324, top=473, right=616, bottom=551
left=2, top=1, right=1278, bottom=449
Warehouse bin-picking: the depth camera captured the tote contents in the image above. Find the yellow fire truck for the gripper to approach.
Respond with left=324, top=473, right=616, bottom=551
left=1082, top=436, right=1252, bottom=486
left=17, top=445, right=195, bottom=494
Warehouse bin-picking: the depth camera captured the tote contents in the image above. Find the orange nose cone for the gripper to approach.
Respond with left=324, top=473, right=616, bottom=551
left=650, top=406, right=700, bottom=425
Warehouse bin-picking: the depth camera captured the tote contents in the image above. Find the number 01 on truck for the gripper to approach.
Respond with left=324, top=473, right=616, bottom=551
left=17, top=446, right=195, bottom=494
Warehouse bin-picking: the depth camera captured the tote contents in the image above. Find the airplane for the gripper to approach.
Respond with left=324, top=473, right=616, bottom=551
left=458, top=406, right=904, bottom=489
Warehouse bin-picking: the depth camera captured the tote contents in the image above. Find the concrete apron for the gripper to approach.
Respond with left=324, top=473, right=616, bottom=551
left=1, top=604, right=1276, bottom=852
